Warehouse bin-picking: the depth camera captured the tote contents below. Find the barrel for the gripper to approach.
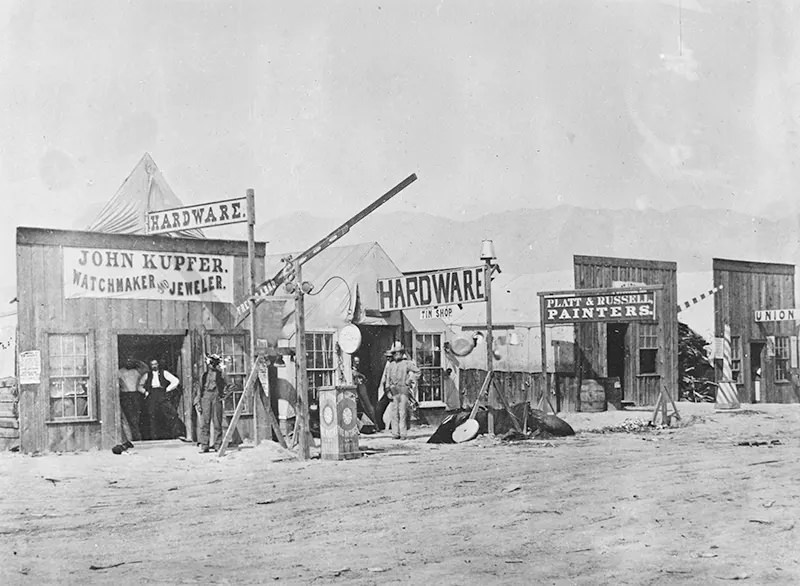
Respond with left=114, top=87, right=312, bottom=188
left=580, top=379, right=607, bottom=412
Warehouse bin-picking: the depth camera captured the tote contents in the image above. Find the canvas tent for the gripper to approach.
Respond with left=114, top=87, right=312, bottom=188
left=87, top=153, right=204, bottom=238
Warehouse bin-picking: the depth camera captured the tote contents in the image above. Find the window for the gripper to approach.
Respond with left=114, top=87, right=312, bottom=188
left=775, top=336, right=790, bottom=382
left=306, top=332, right=334, bottom=400
left=48, top=334, right=91, bottom=420
left=638, top=323, right=658, bottom=375
left=730, top=336, right=742, bottom=382
left=209, top=334, right=249, bottom=413
left=415, top=334, right=443, bottom=404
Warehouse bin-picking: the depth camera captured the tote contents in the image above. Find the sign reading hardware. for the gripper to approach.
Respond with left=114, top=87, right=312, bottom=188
left=378, top=266, right=485, bottom=312
left=146, top=197, right=248, bottom=235
left=543, top=291, right=656, bottom=324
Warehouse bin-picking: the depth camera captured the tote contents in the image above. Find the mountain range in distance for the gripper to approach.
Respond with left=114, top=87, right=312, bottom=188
left=257, top=204, right=800, bottom=276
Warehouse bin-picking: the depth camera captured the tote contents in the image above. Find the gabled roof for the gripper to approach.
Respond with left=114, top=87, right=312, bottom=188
left=265, top=241, right=444, bottom=339
left=87, top=153, right=204, bottom=238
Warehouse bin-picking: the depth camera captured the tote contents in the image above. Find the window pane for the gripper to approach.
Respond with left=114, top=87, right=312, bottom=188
left=50, top=380, right=64, bottom=398
left=640, top=349, right=657, bottom=374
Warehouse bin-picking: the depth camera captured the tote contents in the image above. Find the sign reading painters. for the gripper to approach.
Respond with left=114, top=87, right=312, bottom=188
left=63, top=247, right=234, bottom=303
left=543, top=291, right=656, bottom=324
left=145, top=197, right=248, bottom=235
left=377, top=266, right=485, bottom=312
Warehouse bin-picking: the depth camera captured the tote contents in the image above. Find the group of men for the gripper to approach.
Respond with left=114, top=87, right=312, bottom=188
left=353, top=341, right=420, bottom=440
left=115, top=354, right=230, bottom=454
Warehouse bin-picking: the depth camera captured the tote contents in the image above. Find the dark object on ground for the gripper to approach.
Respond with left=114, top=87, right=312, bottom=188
left=123, top=441, right=134, bottom=450
left=427, top=403, right=574, bottom=443
left=111, top=444, right=125, bottom=455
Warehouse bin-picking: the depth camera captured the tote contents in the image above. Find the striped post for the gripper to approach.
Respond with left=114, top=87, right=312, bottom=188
left=716, top=323, right=740, bottom=410
left=677, top=284, right=723, bottom=313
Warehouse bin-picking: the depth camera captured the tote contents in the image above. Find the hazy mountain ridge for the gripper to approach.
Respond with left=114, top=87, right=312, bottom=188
left=258, top=206, right=800, bottom=275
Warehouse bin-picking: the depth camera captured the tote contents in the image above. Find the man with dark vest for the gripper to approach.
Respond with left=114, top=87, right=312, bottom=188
left=194, top=353, right=228, bottom=453
left=140, top=358, right=182, bottom=440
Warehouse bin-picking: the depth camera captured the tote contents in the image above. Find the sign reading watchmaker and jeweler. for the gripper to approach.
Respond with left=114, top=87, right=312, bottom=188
left=378, top=266, right=485, bottom=311
left=63, top=247, right=234, bottom=302
left=145, top=197, right=248, bottom=235
left=543, top=291, right=656, bottom=324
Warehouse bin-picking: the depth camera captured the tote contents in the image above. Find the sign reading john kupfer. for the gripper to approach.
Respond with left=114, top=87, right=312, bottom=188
left=754, top=308, right=796, bottom=322
left=63, top=247, right=234, bottom=303
left=378, top=266, right=485, bottom=311
left=543, top=291, right=656, bottom=324
left=145, top=197, right=247, bottom=235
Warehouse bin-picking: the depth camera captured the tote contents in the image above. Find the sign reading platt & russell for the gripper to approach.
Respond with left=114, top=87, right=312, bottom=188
left=378, top=266, right=485, bottom=312
left=145, top=197, right=248, bottom=235
left=63, top=247, right=234, bottom=303
left=754, top=308, right=797, bottom=322
left=543, top=291, right=656, bottom=324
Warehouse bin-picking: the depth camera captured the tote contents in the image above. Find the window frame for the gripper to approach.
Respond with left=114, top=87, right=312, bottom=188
left=306, top=331, right=335, bottom=401
left=413, top=333, right=445, bottom=407
left=730, top=335, right=742, bottom=382
left=775, top=336, right=790, bottom=382
left=637, top=323, right=659, bottom=376
left=45, top=331, right=96, bottom=423
left=207, top=332, right=250, bottom=415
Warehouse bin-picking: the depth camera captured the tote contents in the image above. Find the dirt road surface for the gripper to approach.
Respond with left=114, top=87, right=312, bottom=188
left=1, top=403, right=798, bottom=585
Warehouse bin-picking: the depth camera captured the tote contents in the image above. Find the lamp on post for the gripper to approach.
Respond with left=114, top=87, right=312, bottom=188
left=481, top=239, right=497, bottom=434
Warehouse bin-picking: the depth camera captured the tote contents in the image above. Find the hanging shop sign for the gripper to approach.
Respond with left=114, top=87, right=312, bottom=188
left=378, top=266, right=485, bottom=312
left=754, top=308, right=796, bottom=322
left=145, top=197, right=248, bottom=235
left=542, top=290, right=656, bottom=324
left=63, top=246, right=234, bottom=303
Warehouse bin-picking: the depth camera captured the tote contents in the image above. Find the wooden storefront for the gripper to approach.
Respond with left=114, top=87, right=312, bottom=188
left=713, top=258, right=800, bottom=403
left=16, top=227, right=267, bottom=453
left=573, top=255, right=679, bottom=406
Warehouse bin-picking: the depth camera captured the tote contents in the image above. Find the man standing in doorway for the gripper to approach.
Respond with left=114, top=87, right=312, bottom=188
left=140, top=358, right=182, bottom=440
left=384, top=342, right=420, bottom=440
left=194, top=354, right=227, bottom=453
left=119, top=357, right=148, bottom=441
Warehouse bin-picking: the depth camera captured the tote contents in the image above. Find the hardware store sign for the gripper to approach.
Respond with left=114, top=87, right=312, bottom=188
left=543, top=291, right=656, bottom=324
left=63, top=247, right=234, bottom=302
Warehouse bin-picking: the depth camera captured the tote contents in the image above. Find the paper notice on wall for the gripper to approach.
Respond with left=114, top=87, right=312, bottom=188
left=19, top=350, right=40, bottom=385
left=766, top=336, right=776, bottom=358
left=711, top=338, right=724, bottom=360
left=0, top=313, right=15, bottom=379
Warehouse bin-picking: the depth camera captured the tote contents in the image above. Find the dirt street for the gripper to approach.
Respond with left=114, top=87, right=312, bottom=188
left=1, top=403, right=798, bottom=585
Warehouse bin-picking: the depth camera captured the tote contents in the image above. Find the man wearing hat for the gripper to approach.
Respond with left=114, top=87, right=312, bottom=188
left=194, top=354, right=228, bottom=453
left=383, top=342, right=420, bottom=439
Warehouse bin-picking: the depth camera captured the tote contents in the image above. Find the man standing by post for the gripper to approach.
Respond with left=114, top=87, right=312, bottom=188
left=194, top=354, right=227, bottom=453
left=140, top=358, right=182, bottom=440
left=384, top=342, right=420, bottom=440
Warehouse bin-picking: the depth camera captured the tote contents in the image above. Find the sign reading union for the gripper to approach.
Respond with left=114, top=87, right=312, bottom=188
left=378, top=266, right=485, bottom=312
left=63, top=247, right=234, bottom=303
left=543, top=291, right=656, bottom=324
left=754, top=308, right=796, bottom=322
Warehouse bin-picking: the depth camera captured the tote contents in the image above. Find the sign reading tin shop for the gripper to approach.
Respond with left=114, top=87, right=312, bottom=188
left=543, top=291, right=656, bottom=324
left=378, top=266, right=485, bottom=311
left=146, top=197, right=248, bottom=235
left=63, top=247, right=234, bottom=303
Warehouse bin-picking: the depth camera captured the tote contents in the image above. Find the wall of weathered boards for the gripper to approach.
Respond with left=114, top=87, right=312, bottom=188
left=16, top=227, right=267, bottom=453
left=573, top=255, right=679, bottom=407
left=713, top=258, right=799, bottom=404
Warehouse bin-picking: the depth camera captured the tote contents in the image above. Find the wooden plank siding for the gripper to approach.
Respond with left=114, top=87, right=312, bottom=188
left=16, top=227, right=267, bottom=453
left=573, top=255, right=679, bottom=407
left=712, top=258, right=798, bottom=404
left=460, top=369, right=579, bottom=413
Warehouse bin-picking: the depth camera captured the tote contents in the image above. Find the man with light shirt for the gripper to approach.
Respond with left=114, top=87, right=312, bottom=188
left=139, top=358, right=182, bottom=440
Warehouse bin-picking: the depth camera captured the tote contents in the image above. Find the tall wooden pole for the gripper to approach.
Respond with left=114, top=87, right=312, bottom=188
left=294, top=260, right=311, bottom=460
left=484, top=259, right=494, bottom=435
left=246, top=189, right=258, bottom=444
left=539, top=294, right=550, bottom=412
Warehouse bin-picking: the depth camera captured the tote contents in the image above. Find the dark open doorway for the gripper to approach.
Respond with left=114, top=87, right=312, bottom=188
left=118, top=334, right=186, bottom=441
left=607, top=323, right=627, bottom=400
left=750, top=342, right=765, bottom=403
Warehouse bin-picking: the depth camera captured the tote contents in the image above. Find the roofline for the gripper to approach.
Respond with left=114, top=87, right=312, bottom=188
left=712, top=257, right=795, bottom=276
left=574, top=254, right=677, bottom=271
left=16, top=226, right=266, bottom=256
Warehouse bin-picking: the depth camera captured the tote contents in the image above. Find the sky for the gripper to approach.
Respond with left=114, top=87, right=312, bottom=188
left=1, top=0, right=800, bottom=299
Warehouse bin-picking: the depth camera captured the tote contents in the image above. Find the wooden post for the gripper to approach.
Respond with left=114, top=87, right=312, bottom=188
left=485, top=260, right=494, bottom=435
left=539, top=294, right=552, bottom=413
left=295, top=260, right=311, bottom=460
left=246, top=188, right=258, bottom=445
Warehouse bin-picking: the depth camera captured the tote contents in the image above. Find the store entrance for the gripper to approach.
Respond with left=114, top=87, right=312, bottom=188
left=117, top=335, right=186, bottom=441
left=606, top=323, right=627, bottom=399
